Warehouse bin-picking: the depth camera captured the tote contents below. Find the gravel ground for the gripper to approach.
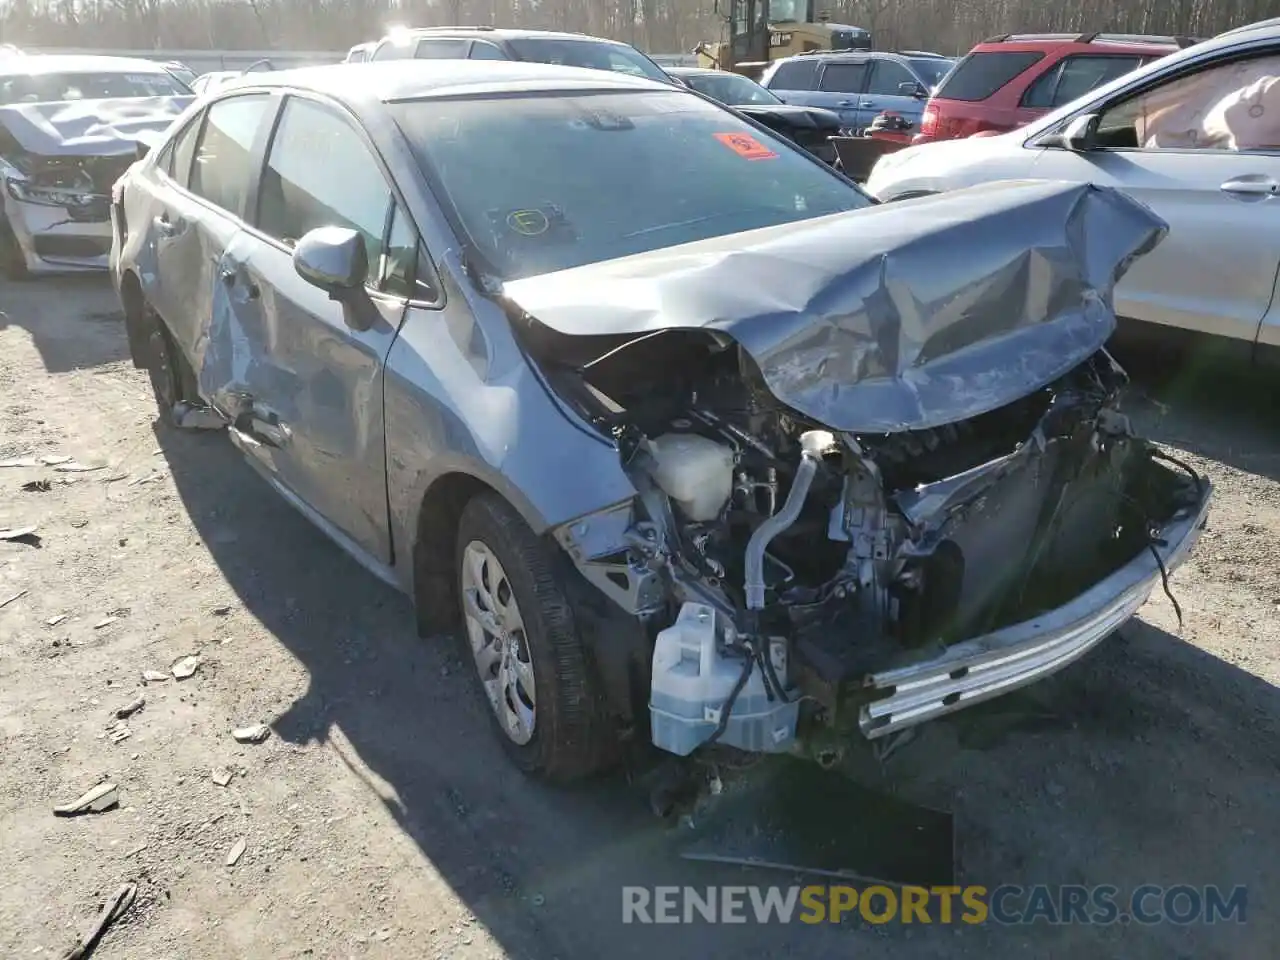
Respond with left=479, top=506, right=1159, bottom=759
left=0, top=275, right=1277, bottom=959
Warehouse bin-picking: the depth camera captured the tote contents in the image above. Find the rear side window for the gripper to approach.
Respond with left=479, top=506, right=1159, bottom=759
left=934, top=51, right=1045, bottom=102
left=819, top=62, right=868, bottom=93
left=189, top=94, right=272, bottom=217
left=764, top=59, right=819, bottom=91
left=415, top=39, right=470, bottom=59
left=1022, top=54, right=1145, bottom=109
left=167, top=114, right=202, bottom=188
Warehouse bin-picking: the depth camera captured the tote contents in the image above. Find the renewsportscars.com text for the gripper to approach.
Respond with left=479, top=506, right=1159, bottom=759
left=622, top=884, right=1247, bottom=926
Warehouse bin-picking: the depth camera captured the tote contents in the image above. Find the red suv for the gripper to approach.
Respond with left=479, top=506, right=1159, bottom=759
left=915, top=32, right=1198, bottom=144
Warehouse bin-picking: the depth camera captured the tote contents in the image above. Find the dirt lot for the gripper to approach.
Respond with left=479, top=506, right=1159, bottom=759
left=0, top=274, right=1277, bottom=959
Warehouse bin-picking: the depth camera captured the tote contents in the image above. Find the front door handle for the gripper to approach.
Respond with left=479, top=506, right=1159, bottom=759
left=221, top=269, right=260, bottom=300
left=837, top=99, right=856, bottom=107
left=1220, top=177, right=1279, bottom=196
left=859, top=99, right=875, bottom=107
left=154, top=214, right=179, bottom=236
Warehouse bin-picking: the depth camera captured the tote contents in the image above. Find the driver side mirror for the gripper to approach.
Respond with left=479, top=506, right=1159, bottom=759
left=293, top=227, right=376, bottom=330
left=1044, top=113, right=1100, bottom=152
left=899, top=81, right=927, bottom=99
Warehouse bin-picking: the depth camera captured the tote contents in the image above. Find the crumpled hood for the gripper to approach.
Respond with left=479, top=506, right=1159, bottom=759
left=503, top=179, right=1166, bottom=433
left=735, top=103, right=842, bottom=130
left=0, top=96, right=192, bottom=157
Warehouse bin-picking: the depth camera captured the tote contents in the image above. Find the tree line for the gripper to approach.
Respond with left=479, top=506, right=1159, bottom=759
left=0, top=0, right=1274, bottom=57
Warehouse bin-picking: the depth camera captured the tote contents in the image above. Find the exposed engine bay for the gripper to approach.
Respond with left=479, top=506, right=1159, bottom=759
left=537, top=327, right=1207, bottom=756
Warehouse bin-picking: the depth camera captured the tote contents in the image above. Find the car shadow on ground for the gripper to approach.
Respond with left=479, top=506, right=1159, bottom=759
left=153, top=417, right=1279, bottom=958
left=0, top=275, right=131, bottom=373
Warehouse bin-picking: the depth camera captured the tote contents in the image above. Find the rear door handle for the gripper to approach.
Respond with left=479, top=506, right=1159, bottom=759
left=837, top=99, right=856, bottom=107
left=1220, top=177, right=1279, bottom=196
left=154, top=213, right=179, bottom=236
left=859, top=100, right=875, bottom=107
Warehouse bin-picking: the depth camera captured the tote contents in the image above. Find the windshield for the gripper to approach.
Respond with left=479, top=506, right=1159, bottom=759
left=684, top=72, right=783, bottom=106
left=506, top=38, right=672, bottom=83
left=908, top=57, right=954, bottom=88
left=0, top=69, right=187, bottom=105
left=394, top=90, right=870, bottom=281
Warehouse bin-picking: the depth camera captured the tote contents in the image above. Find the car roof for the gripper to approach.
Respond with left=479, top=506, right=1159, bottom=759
left=0, top=53, right=169, bottom=77
left=391, top=26, right=634, bottom=45
left=1020, top=18, right=1280, bottom=136
left=666, top=67, right=740, bottom=78
left=226, top=59, right=673, bottom=105
left=970, top=34, right=1182, bottom=53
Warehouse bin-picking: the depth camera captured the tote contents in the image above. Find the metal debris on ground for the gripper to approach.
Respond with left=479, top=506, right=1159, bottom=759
left=211, top=766, right=233, bottom=787
left=93, top=617, right=119, bottom=630
left=59, top=881, right=137, bottom=960
left=22, top=479, right=52, bottom=492
left=0, top=524, right=39, bottom=542
left=107, top=721, right=132, bottom=744
left=0, top=456, right=37, bottom=468
left=170, top=655, right=202, bottom=679
left=122, top=842, right=148, bottom=858
left=53, top=782, right=119, bottom=817
left=114, top=694, right=145, bottom=719
left=232, top=723, right=271, bottom=744
left=53, top=462, right=107, bottom=473
left=0, top=589, right=28, bottom=609
left=39, top=455, right=73, bottom=466
left=46, top=614, right=68, bottom=626
left=225, top=836, right=247, bottom=867
left=141, top=669, right=170, bottom=683
left=128, top=472, right=164, bottom=487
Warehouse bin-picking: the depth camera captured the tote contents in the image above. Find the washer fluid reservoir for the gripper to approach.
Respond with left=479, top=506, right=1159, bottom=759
left=645, top=433, right=735, bottom=522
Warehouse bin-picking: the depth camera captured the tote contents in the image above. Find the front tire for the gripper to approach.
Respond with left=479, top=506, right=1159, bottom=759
left=455, top=492, right=614, bottom=782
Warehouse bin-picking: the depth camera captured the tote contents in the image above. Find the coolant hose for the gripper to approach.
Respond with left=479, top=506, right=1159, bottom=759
left=743, top=430, right=837, bottom=611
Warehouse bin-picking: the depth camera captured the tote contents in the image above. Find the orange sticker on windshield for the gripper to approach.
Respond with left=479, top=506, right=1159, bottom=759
left=713, top=132, right=778, bottom=160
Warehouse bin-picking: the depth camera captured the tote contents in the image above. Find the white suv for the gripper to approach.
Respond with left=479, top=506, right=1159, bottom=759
left=866, top=18, right=1280, bottom=362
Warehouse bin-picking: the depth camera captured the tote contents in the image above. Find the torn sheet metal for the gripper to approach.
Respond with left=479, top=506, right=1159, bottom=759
left=0, top=96, right=192, bottom=156
left=503, top=180, right=1166, bottom=433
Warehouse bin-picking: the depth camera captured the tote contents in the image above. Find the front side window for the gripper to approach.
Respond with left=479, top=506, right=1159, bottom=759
left=866, top=60, right=916, bottom=96
left=0, top=69, right=189, bottom=105
left=818, top=62, right=868, bottom=93
left=933, top=51, right=1045, bottom=102
left=415, top=39, right=470, bottom=60
left=765, top=58, right=819, bottom=91
left=256, top=97, right=391, bottom=282
left=1096, top=53, right=1280, bottom=151
left=394, top=90, right=871, bottom=281
left=469, top=41, right=508, bottom=61
left=1023, top=55, right=1144, bottom=109
left=685, top=73, right=782, bottom=106
left=506, top=38, right=670, bottom=83
left=908, top=57, right=954, bottom=88
left=189, top=94, right=272, bottom=216
left=383, top=203, right=437, bottom=300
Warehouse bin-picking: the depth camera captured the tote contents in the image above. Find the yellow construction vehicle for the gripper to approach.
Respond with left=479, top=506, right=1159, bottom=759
left=694, top=0, right=871, bottom=78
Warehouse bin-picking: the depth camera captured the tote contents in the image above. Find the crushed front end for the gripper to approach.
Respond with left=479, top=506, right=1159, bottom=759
left=510, top=180, right=1208, bottom=760
left=0, top=95, right=188, bottom=276
left=553, top=344, right=1209, bottom=757
left=1, top=149, right=131, bottom=273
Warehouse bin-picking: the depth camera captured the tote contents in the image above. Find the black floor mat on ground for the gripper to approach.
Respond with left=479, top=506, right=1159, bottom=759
left=681, top=757, right=954, bottom=887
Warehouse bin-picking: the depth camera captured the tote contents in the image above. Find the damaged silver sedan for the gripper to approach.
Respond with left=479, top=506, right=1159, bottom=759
left=0, top=54, right=191, bottom=278
left=110, top=61, right=1210, bottom=781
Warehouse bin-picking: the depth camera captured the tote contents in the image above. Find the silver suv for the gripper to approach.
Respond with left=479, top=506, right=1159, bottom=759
left=866, top=18, right=1280, bottom=363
